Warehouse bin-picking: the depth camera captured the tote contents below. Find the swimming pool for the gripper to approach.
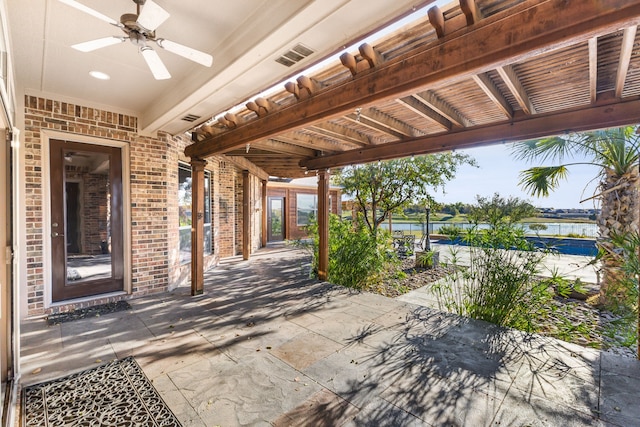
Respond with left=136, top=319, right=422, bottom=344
left=433, top=236, right=598, bottom=257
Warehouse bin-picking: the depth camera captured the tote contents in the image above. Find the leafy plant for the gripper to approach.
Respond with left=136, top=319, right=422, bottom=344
left=334, top=154, right=476, bottom=235
left=416, top=250, right=438, bottom=269
left=467, top=193, right=538, bottom=226
left=438, top=224, right=463, bottom=239
left=432, top=221, right=551, bottom=331
left=602, top=230, right=639, bottom=315
left=305, top=214, right=397, bottom=289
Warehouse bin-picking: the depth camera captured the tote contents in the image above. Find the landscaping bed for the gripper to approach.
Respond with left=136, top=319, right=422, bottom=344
left=373, top=258, right=637, bottom=359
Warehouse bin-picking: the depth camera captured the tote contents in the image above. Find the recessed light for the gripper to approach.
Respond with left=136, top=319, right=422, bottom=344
left=89, top=70, right=110, bottom=80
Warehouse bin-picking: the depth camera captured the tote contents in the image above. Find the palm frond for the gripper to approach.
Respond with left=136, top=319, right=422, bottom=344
left=518, top=166, right=569, bottom=197
left=511, top=136, right=580, bottom=163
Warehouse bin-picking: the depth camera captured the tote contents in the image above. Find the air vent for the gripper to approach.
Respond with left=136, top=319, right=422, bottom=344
left=181, top=114, right=201, bottom=122
left=275, top=43, right=315, bottom=67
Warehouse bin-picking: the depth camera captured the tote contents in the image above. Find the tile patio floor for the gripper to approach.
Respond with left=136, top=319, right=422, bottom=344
left=20, top=245, right=640, bottom=426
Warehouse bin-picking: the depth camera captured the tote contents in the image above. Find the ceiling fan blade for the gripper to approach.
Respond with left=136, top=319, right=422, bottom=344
left=140, top=47, right=171, bottom=80
left=72, top=36, right=126, bottom=52
left=137, top=0, right=170, bottom=31
left=57, top=0, right=121, bottom=27
left=155, top=39, right=213, bottom=67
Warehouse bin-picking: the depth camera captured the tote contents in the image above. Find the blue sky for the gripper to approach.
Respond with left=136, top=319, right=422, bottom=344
left=434, top=144, right=601, bottom=209
left=296, top=143, right=602, bottom=210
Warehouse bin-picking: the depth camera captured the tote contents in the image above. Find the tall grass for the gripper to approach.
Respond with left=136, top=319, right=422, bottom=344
left=432, top=224, right=552, bottom=331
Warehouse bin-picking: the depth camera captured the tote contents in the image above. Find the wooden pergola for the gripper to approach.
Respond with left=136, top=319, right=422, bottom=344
left=185, top=0, right=640, bottom=294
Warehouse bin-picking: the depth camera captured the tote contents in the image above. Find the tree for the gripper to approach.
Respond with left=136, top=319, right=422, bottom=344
left=512, top=126, right=640, bottom=302
left=334, top=154, right=476, bottom=234
left=467, top=193, right=538, bottom=226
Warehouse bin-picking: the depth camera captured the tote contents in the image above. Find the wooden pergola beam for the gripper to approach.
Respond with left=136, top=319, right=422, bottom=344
left=185, top=0, right=640, bottom=159
left=413, top=90, right=472, bottom=128
left=253, top=139, right=318, bottom=157
left=615, top=26, right=637, bottom=98
left=588, top=37, right=598, bottom=103
left=396, top=96, right=452, bottom=130
left=496, top=65, right=536, bottom=115
left=358, top=107, right=424, bottom=137
left=273, top=132, right=344, bottom=153
left=242, top=170, right=250, bottom=260
left=225, top=156, right=269, bottom=180
left=301, top=97, right=640, bottom=170
left=344, top=112, right=407, bottom=139
left=472, top=72, right=514, bottom=119
left=309, top=122, right=371, bottom=147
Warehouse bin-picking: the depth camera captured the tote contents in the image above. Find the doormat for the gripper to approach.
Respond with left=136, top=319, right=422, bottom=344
left=46, top=300, right=131, bottom=325
left=23, top=356, right=182, bottom=427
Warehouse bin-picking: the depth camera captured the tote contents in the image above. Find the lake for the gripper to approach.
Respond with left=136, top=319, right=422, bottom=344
left=381, top=221, right=598, bottom=238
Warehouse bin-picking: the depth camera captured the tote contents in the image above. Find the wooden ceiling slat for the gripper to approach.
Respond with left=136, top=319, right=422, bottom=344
left=301, top=98, right=640, bottom=170
left=186, top=0, right=640, bottom=159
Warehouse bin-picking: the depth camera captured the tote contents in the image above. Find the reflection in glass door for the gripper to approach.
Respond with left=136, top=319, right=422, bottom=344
left=49, top=139, right=124, bottom=301
left=268, top=197, right=284, bottom=241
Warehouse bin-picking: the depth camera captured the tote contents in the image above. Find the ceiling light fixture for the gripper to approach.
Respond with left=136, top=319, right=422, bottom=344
left=89, top=70, right=111, bottom=80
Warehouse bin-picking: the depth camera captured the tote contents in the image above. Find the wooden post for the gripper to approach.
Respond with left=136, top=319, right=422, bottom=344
left=243, top=170, right=250, bottom=260
left=261, top=179, right=268, bottom=248
left=317, top=169, right=330, bottom=281
left=190, top=158, right=207, bottom=295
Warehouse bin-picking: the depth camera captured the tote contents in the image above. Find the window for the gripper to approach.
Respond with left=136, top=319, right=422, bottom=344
left=178, top=162, right=211, bottom=264
left=297, top=193, right=317, bottom=226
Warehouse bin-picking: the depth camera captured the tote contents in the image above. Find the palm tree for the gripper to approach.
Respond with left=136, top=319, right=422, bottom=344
left=512, top=126, right=640, bottom=303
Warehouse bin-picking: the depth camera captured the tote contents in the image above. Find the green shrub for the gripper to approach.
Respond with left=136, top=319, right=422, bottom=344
left=438, top=224, right=464, bottom=240
left=432, top=223, right=551, bottom=331
left=604, top=231, right=639, bottom=315
left=305, top=214, right=396, bottom=289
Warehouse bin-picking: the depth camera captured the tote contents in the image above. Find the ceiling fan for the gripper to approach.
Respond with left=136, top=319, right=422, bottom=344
left=58, top=0, right=213, bottom=80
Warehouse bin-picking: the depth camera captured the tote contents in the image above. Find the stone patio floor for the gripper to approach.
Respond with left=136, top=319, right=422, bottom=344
left=20, top=245, right=640, bottom=426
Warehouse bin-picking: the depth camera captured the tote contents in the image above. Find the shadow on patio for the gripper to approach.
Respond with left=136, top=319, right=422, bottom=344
left=20, top=245, right=640, bottom=426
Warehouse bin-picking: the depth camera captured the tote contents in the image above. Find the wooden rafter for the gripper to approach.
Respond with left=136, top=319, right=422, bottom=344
left=301, top=97, right=640, bottom=170
left=344, top=112, right=407, bottom=140
left=472, top=72, right=513, bottom=119
left=396, top=96, right=452, bottom=130
left=496, top=65, right=536, bottom=115
left=615, top=26, right=637, bottom=98
left=358, top=107, right=424, bottom=137
left=185, top=0, right=640, bottom=159
left=308, top=122, right=371, bottom=147
left=272, top=132, right=344, bottom=153
left=252, top=139, right=317, bottom=157
left=588, top=37, right=598, bottom=103
left=413, top=90, right=472, bottom=127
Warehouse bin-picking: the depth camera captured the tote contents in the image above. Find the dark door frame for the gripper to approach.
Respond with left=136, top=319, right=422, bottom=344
left=49, top=138, right=126, bottom=302
left=267, top=196, right=285, bottom=242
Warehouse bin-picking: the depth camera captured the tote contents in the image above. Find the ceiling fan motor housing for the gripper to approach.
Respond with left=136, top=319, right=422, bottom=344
left=120, top=13, right=155, bottom=38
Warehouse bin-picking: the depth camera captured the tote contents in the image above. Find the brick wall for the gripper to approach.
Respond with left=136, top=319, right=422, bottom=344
left=23, top=95, right=264, bottom=316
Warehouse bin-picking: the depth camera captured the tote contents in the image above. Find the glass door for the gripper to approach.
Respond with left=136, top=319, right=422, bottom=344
left=49, top=139, right=124, bottom=301
left=268, top=197, right=284, bottom=241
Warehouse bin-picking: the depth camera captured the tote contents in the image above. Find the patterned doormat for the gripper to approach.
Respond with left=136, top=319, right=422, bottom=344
left=23, top=356, right=182, bottom=426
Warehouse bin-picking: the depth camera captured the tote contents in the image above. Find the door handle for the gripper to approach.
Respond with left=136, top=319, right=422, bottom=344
left=51, top=231, right=65, bottom=237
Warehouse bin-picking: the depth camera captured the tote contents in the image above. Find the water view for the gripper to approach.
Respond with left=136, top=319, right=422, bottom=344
left=381, top=221, right=598, bottom=238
